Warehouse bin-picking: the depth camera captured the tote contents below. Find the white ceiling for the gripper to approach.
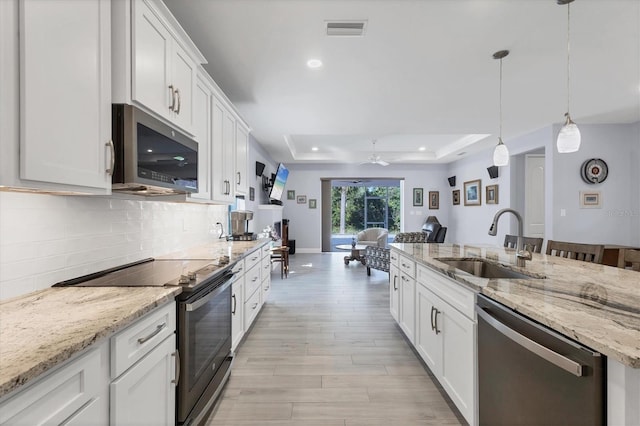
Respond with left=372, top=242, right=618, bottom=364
left=164, top=0, right=640, bottom=165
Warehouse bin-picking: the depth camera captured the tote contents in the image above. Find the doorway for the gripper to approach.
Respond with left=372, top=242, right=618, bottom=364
left=320, top=178, right=401, bottom=252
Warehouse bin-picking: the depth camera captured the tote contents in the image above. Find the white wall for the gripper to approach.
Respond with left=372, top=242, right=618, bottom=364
left=279, top=163, right=450, bottom=252
left=551, top=122, right=640, bottom=245
left=0, top=192, right=228, bottom=301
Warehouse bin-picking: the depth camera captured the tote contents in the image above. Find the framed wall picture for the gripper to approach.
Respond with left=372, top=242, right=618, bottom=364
left=413, top=188, right=423, bottom=206
left=464, top=179, right=482, bottom=206
left=287, top=190, right=295, bottom=200
left=486, top=184, right=498, bottom=204
left=249, top=186, right=255, bottom=201
left=580, top=191, right=601, bottom=208
left=452, top=189, right=460, bottom=205
left=428, top=191, right=439, bottom=209
left=297, top=195, right=307, bottom=204
left=309, top=199, right=317, bottom=209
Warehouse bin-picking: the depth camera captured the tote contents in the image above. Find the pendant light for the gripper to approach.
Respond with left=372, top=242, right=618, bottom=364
left=492, top=50, right=510, bottom=167
left=557, top=0, right=581, bottom=153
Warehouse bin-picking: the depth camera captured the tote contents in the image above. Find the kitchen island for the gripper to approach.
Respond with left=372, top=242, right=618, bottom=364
left=390, top=242, right=640, bottom=426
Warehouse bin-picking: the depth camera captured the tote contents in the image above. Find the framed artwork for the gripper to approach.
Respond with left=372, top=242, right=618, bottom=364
left=249, top=186, right=255, bottom=201
left=309, top=199, right=317, bottom=209
left=428, top=191, right=439, bottom=209
left=464, top=179, right=482, bottom=206
left=413, top=188, right=424, bottom=206
left=580, top=191, right=601, bottom=208
left=297, top=195, right=307, bottom=204
left=486, top=184, right=498, bottom=204
left=287, top=190, right=295, bottom=200
left=452, top=190, right=460, bottom=205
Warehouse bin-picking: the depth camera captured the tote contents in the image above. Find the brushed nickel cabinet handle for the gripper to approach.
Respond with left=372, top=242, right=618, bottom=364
left=237, top=171, right=241, bottom=185
left=393, top=275, right=398, bottom=290
left=231, top=294, right=237, bottom=315
left=171, top=350, right=180, bottom=385
left=252, top=302, right=258, bottom=309
left=106, top=140, right=115, bottom=175
left=137, top=323, right=167, bottom=344
left=430, top=306, right=436, bottom=331
left=175, top=88, right=181, bottom=114
left=433, top=308, right=441, bottom=335
left=168, top=85, right=176, bottom=111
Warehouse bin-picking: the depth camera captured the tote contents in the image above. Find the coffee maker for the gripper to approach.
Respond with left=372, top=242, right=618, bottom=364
left=229, top=210, right=255, bottom=241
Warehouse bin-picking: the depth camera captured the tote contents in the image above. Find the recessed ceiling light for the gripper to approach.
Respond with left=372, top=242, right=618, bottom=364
left=307, top=59, right=323, bottom=69
left=419, top=147, right=426, bottom=151
left=311, top=147, right=319, bottom=151
left=147, top=149, right=153, bottom=153
left=457, top=152, right=467, bottom=156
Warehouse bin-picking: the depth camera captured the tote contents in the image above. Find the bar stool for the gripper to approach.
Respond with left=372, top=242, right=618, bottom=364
left=271, top=246, right=289, bottom=279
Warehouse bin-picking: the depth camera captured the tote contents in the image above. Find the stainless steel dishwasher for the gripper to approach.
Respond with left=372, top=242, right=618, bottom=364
left=476, top=294, right=605, bottom=425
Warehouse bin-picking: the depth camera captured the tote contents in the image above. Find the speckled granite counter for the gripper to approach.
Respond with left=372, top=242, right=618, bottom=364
left=0, top=286, right=181, bottom=398
left=391, top=243, right=640, bottom=368
left=0, top=238, right=272, bottom=399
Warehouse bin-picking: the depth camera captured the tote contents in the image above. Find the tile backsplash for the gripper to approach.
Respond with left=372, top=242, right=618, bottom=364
left=0, top=192, right=228, bottom=300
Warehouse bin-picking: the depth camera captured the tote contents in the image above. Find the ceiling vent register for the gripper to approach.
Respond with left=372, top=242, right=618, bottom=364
left=326, top=21, right=367, bottom=36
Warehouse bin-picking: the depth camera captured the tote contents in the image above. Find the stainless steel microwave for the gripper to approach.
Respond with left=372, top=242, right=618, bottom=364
left=111, top=104, right=198, bottom=195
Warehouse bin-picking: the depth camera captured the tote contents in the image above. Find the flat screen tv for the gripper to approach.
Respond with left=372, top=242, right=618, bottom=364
left=268, top=163, right=289, bottom=201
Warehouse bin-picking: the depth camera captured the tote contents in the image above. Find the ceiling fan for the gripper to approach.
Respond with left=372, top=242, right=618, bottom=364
left=361, top=140, right=389, bottom=166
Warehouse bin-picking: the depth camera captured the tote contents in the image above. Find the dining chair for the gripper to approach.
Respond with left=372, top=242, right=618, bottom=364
left=503, top=234, right=544, bottom=253
left=617, top=248, right=640, bottom=271
left=270, top=246, right=289, bottom=279
left=545, top=240, right=604, bottom=264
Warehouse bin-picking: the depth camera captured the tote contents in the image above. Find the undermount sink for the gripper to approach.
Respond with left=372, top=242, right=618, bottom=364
left=435, top=258, right=545, bottom=280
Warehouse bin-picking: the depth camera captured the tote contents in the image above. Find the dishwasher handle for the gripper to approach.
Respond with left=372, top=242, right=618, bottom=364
left=476, top=306, right=586, bottom=377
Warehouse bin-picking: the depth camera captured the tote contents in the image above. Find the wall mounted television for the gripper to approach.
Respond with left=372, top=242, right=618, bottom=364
left=268, top=163, right=289, bottom=201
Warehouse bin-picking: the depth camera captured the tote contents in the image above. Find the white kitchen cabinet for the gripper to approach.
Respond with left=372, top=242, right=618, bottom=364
left=110, top=334, right=176, bottom=426
left=113, top=0, right=205, bottom=136
left=389, top=264, right=400, bottom=322
left=0, top=342, right=109, bottom=426
left=211, top=96, right=236, bottom=203
left=261, top=245, right=272, bottom=302
left=235, top=122, right=250, bottom=195
left=0, top=0, right=112, bottom=194
left=399, top=271, right=416, bottom=343
left=231, top=260, right=245, bottom=352
left=189, top=71, right=213, bottom=201
left=414, top=265, right=476, bottom=425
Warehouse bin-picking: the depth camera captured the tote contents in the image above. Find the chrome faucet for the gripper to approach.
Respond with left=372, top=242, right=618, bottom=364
left=488, top=208, right=532, bottom=267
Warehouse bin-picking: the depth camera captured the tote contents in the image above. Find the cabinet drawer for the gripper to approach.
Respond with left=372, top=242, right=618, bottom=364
left=244, top=249, right=261, bottom=271
left=232, top=259, right=245, bottom=276
left=390, top=249, right=400, bottom=267
left=244, top=263, right=261, bottom=302
left=399, top=255, right=416, bottom=278
left=110, top=302, right=176, bottom=379
left=244, top=284, right=261, bottom=329
left=0, top=346, right=103, bottom=425
left=261, top=244, right=272, bottom=259
left=417, top=264, right=475, bottom=320
left=261, top=256, right=271, bottom=279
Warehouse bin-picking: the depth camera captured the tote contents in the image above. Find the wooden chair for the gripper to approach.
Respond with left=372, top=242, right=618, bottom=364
left=617, top=248, right=640, bottom=271
left=270, top=220, right=289, bottom=278
left=545, top=240, right=604, bottom=264
left=504, top=234, right=544, bottom=254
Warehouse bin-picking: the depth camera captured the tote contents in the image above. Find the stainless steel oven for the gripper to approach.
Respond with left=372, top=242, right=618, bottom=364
left=176, top=270, right=234, bottom=425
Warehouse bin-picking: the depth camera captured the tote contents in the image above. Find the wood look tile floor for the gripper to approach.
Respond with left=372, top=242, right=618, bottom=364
left=205, top=253, right=465, bottom=426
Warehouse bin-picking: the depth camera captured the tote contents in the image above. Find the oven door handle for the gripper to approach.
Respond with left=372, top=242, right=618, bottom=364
left=184, top=278, right=233, bottom=312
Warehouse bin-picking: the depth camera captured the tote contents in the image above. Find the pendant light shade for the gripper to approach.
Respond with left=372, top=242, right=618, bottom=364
left=557, top=0, right=580, bottom=153
left=492, top=50, right=510, bottom=167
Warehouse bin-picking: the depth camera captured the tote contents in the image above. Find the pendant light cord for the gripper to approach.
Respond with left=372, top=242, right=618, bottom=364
left=499, top=56, right=503, bottom=140
left=566, top=2, right=571, bottom=115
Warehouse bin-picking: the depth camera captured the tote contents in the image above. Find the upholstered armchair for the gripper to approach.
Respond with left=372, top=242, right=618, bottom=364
left=356, top=228, right=389, bottom=248
left=365, top=232, right=431, bottom=276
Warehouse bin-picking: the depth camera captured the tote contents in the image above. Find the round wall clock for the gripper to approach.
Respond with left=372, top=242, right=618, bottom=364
left=580, top=158, right=608, bottom=184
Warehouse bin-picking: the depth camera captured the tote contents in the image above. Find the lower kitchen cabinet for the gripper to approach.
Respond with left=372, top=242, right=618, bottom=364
left=398, top=271, right=416, bottom=343
left=389, top=264, right=400, bottom=322
left=231, top=260, right=245, bottom=352
left=110, top=334, right=176, bottom=426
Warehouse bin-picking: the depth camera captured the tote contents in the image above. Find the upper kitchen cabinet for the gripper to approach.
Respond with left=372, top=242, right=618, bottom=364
left=189, top=70, right=213, bottom=201
left=0, top=0, right=113, bottom=194
left=211, top=95, right=236, bottom=204
left=235, top=121, right=250, bottom=196
left=112, top=0, right=206, bottom=137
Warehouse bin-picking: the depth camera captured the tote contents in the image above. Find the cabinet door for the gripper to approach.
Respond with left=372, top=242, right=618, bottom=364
left=415, top=284, right=442, bottom=374
left=190, top=74, right=212, bottom=200
left=389, top=264, right=400, bottom=322
left=211, top=97, right=235, bottom=203
left=398, top=273, right=416, bottom=343
left=110, top=335, right=176, bottom=426
left=222, top=108, right=236, bottom=200
left=235, top=123, right=249, bottom=194
left=19, top=0, right=111, bottom=191
left=132, top=0, right=172, bottom=121
left=231, top=279, right=244, bottom=352
left=171, top=42, right=195, bottom=134
left=440, top=303, right=475, bottom=424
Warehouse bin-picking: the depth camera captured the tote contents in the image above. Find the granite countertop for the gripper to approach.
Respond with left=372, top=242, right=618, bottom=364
left=0, top=286, right=181, bottom=399
left=0, top=238, right=272, bottom=400
left=391, top=243, right=640, bottom=368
